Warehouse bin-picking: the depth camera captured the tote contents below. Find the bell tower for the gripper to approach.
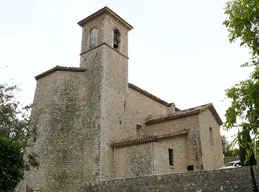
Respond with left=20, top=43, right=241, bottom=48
left=78, top=7, right=133, bottom=180
left=78, top=6, right=133, bottom=69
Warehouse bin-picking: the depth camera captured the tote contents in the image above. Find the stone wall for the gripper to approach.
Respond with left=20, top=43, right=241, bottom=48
left=17, top=71, right=98, bottom=192
left=198, top=110, right=224, bottom=170
left=145, top=115, right=201, bottom=170
left=115, top=143, right=152, bottom=178
left=126, top=87, right=168, bottom=136
left=80, top=166, right=257, bottom=192
left=153, top=136, right=187, bottom=174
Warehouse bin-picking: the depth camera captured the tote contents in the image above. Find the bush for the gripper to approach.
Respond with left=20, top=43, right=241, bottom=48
left=0, top=136, right=24, bottom=191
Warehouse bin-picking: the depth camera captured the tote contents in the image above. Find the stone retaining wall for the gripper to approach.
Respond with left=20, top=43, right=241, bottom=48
left=80, top=166, right=259, bottom=192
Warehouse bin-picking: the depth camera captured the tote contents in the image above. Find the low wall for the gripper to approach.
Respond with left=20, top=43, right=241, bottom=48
left=80, top=166, right=258, bottom=192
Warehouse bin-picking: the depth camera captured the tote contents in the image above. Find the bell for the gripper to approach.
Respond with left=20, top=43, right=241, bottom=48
left=114, top=42, right=119, bottom=49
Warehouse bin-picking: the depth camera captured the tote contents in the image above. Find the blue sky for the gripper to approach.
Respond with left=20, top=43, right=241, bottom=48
left=0, top=0, right=253, bottom=140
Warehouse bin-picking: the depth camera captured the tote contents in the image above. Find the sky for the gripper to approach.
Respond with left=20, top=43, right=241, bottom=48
left=0, top=0, right=253, bottom=141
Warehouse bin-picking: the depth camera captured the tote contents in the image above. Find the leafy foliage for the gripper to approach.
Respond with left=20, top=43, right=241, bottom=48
left=0, top=83, right=30, bottom=147
left=224, top=67, right=259, bottom=161
left=223, top=0, right=259, bottom=66
left=0, top=82, right=31, bottom=190
left=221, top=135, right=239, bottom=156
left=0, top=136, right=24, bottom=191
left=223, top=0, right=259, bottom=162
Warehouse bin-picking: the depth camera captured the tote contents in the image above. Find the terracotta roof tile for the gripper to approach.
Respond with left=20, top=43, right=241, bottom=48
left=35, top=66, right=87, bottom=81
left=78, top=6, right=133, bottom=30
left=111, top=131, right=188, bottom=148
left=145, top=103, right=223, bottom=126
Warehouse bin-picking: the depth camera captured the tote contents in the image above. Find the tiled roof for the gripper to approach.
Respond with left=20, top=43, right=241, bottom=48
left=111, top=131, right=188, bottom=148
left=35, top=66, right=87, bottom=80
left=145, top=103, right=223, bottom=126
left=128, top=83, right=180, bottom=110
left=77, top=6, right=133, bottom=30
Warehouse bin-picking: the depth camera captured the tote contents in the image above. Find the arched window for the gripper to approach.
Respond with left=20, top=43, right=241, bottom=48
left=113, top=29, right=120, bottom=49
left=90, top=28, right=98, bottom=49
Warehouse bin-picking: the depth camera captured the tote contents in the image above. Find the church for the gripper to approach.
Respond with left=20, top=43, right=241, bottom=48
left=18, top=7, right=224, bottom=192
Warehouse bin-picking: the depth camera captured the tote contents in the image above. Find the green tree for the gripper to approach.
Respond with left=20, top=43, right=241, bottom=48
left=0, top=83, right=30, bottom=191
left=224, top=0, right=259, bottom=66
left=0, top=136, right=24, bottom=191
left=221, top=135, right=239, bottom=157
left=223, top=0, right=259, bottom=163
left=0, top=83, right=30, bottom=146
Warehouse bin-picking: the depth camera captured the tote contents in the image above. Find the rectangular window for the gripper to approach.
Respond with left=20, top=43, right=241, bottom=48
left=209, top=127, right=214, bottom=145
left=187, top=165, right=194, bottom=171
left=168, top=148, right=174, bottom=166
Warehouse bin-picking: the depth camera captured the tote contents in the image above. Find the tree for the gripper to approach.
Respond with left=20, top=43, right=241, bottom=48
left=0, top=83, right=30, bottom=191
left=223, top=0, right=259, bottom=163
left=0, top=136, right=24, bottom=191
left=0, top=83, right=30, bottom=145
left=223, top=0, right=259, bottom=66
left=221, top=135, right=239, bottom=157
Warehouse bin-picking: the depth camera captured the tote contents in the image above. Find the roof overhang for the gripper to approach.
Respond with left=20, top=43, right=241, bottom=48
left=78, top=6, right=133, bottom=30
left=35, top=66, right=87, bottom=81
left=145, top=103, right=223, bottom=126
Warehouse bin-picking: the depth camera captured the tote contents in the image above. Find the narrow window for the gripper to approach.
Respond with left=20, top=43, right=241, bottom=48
left=90, top=28, right=98, bottom=49
left=187, top=165, right=194, bottom=171
left=124, top=100, right=126, bottom=112
left=168, top=148, right=174, bottom=166
left=209, top=127, right=214, bottom=145
left=113, top=29, right=120, bottom=49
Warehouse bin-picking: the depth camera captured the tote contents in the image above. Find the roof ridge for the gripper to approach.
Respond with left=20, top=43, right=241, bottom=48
left=111, top=131, right=188, bottom=148
left=145, top=103, right=222, bottom=126
left=77, top=6, right=133, bottom=30
left=128, top=83, right=180, bottom=110
left=35, top=65, right=87, bottom=80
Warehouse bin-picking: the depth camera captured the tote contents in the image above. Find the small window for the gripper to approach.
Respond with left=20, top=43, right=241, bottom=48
left=113, top=29, right=120, bottom=49
left=187, top=165, right=194, bottom=171
left=209, top=127, right=214, bottom=145
left=90, top=28, right=98, bottom=49
left=168, top=148, right=174, bottom=166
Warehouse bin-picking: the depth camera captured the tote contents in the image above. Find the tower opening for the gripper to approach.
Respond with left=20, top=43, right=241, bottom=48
left=90, top=28, right=98, bottom=49
left=113, top=29, right=120, bottom=49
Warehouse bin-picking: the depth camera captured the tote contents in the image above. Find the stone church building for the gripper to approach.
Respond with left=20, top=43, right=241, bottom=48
left=18, top=7, right=224, bottom=192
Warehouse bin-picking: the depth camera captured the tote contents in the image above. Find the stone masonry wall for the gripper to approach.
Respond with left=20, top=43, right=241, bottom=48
left=153, top=136, right=187, bottom=174
left=198, top=110, right=224, bottom=170
left=125, top=88, right=168, bottom=137
left=145, top=115, right=202, bottom=171
left=115, top=143, right=152, bottom=178
left=80, top=166, right=255, bottom=192
left=17, top=71, right=100, bottom=192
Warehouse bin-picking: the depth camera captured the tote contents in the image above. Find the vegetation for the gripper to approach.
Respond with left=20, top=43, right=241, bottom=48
left=221, top=135, right=239, bottom=157
left=0, top=83, right=30, bottom=191
left=0, top=137, right=24, bottom=191
left=223, top=0, right=259, bottom=163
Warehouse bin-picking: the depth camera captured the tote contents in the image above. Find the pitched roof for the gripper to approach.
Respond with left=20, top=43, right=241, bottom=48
left=35, top=66, right=87, bottom=80
left=77, top=6, right=133, bottom=30
left=111, top=130, right=188, bottom=148
left=145, top=103, right=223, bottom=126
left=128, top=83, right=180, bottom=110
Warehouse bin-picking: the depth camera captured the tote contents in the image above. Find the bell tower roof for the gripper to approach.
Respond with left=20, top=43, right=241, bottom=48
left=78, top=6, right=133, bottom=30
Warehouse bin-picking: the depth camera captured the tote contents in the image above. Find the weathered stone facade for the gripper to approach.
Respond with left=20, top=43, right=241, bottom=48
left=17, top=7, right=224, bottom=192
left=80, top=165, right=259, bottom=192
